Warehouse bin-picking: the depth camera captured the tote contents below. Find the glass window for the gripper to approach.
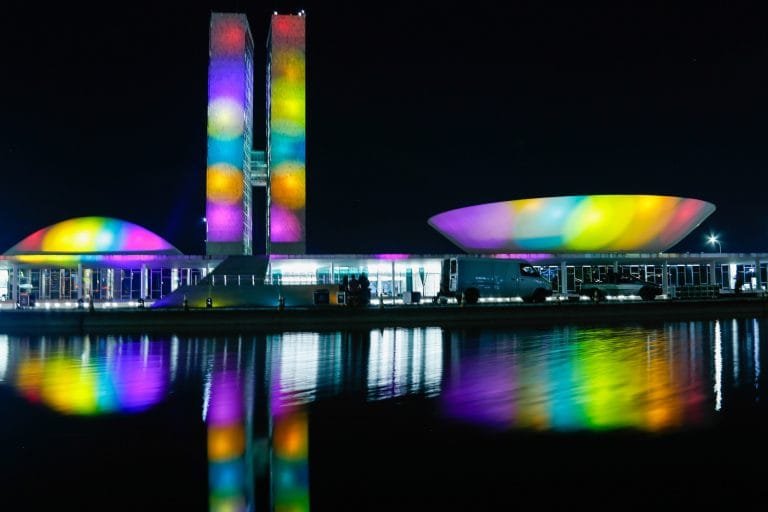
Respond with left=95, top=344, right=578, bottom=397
left=519, top=264, right=540, bottom=277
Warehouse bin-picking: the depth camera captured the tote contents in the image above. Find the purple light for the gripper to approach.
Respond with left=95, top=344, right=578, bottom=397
left=206, top=203, right=244, bottom=241
left=429, top=202, right=513, bottom=252
left=208, top=59, right=247, bottom=101
left=206, top=13, right=252, bottom=248
left=111, top=342, right=168, bottom=412
left=429, top=195, right=716, bottom=253
left=374, top=253, right=411, bottom=260
left=270, top=206, right=302, bottom=243
left=208, top=368, right=244, bottom=426
left=442, top=356, right=518, bottom=430
left=4, top=217, right=180, bottom=255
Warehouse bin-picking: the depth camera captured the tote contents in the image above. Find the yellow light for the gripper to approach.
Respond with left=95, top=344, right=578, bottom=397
left=609, top=196, right=673, bottom=250
left=271, top=163, right=306, bottom=209
left=207, top=164, right=244, bottom=204
left=208, top=98, right=244, bottom=139
left=42, top=217, right=102, bottom=252
left=564, top=196, right=633, bottom=250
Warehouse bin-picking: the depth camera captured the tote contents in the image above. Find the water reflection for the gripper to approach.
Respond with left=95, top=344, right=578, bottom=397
left=367, top=328, right=443, bottom=400
left=8, top=335, right=171, bottom=415
left=0, top=320, right=765, bottom=509
left=442, top=321, right=763, bottom=432
left=0, top=335, right=8, bottom=382
left=205, top=344, right=254, bottom=512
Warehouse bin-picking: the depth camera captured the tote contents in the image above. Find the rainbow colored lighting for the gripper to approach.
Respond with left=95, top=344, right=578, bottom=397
left=273, top=411, right=310, bottom=512
left=269, top=15, right=306, bottom=253
left=428, top=195, right=716, bottom=253
left=14, top=341, right=169, bottom=416
left=442, top=327, right=707, bottom=432
left=4, top=217, right=179, bottom=255
left=206, top=13, right=253, bottom=253
left=207, top=363, right=249, bottom=511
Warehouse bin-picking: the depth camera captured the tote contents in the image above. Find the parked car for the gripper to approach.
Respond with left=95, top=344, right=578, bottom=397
left=579, top=275, right=662, bottom=301
left=434, top=257, right=553, bottom=304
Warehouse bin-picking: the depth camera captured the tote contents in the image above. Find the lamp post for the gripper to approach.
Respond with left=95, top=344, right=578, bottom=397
left=707, top=234, right=722, bottom=253
left=202, top=217, right=208, bottom=252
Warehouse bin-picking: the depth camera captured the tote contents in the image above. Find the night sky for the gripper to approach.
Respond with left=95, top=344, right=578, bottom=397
left=2, top=1, right=767, bottom=255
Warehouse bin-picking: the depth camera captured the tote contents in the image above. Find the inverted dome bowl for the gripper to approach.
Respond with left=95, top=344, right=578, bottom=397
left=428, top=195, right=716, bottom=253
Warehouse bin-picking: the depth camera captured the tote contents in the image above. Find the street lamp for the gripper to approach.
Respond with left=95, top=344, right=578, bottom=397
left=202, top=217, right=208, bottom=251
left=707, top=234, right=722, bottom=253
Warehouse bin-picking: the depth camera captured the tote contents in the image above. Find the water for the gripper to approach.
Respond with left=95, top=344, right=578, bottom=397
left=1, top=319, right=766, bottom=510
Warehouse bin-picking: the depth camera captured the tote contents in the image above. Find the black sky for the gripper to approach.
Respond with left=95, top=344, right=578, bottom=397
left=2, top=1, right=768, bottom=255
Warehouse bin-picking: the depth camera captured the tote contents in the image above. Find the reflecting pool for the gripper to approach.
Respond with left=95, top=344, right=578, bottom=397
left=0, top=319, right=766, bottom=510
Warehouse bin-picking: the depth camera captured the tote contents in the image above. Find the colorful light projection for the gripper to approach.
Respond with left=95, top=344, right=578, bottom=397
left=14, top=339, right=170, bottom=416
left=269, top=334, right=310, bottom=512
left=4, top=217, right=180, bottom=255
left=428, top=195, right=716, bottom=253
left=273, top=411, right=310, bottom=512
left=206, top=361, right=250, bottom=512
left=206, top=13, right=253, bottom=254
left=268, top=15, right=306, bottom=253
left=442, top=327, right=709, bottom=432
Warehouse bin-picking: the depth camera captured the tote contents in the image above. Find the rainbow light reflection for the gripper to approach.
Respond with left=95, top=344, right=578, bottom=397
left=206, top=13, right=253, bottom=246
left=273, top=411, right=310, bottom=512
left=269, top=15, right=306, bottom=252
left=428, top=195, right=716, bottom=253
left=207, top=361, right=249, bottom=512
left=269, top=335, right=310, bottom=512
left=4, top=217, right=179, bottom=255
left=14, top=339, right=169, bottom=416
left=442, top=327, right=708, bottom=432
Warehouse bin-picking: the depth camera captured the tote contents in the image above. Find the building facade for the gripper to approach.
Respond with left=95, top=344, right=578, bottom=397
left=205, top=13, right=255, bottom=256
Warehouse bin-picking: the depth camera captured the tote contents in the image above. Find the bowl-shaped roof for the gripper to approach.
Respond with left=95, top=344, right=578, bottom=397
left=428, top=195, right=716, bottom=253
left=4, top=217, right=181, bottom=255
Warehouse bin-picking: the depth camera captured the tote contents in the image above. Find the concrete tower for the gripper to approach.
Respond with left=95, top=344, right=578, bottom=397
left=205, top=13, right=254, bottom=256
left=267, top=13, right=306, bottom=254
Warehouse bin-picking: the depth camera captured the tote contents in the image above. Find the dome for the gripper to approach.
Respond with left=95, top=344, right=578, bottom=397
left=428, top=195, right=716, bottom=253
left=4, top=217, right=181, bottom=255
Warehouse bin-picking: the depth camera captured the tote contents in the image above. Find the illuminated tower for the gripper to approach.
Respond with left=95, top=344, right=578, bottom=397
left=206, top=13, right=254, bottom=256
left=267, top=13, right=306, bottom=254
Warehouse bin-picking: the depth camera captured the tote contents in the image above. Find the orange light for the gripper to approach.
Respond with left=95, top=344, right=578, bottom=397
left=208, top=424, right=245, bottom=461
left=207, top=165, right=244, bottom=204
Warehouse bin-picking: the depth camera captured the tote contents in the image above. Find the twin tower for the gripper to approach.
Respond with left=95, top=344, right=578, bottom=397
left=205, top=12, right=306, bottom=256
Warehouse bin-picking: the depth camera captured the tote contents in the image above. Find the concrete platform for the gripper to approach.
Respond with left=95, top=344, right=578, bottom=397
left=1, top=297, right=767, bottom=334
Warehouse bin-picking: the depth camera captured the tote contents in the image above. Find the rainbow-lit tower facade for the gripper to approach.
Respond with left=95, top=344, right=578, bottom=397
left=267, top=14, right=307, bottom=254
left=205, top=13, right=254, bottom=256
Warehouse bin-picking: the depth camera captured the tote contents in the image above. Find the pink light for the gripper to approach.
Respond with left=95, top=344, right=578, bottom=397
left=375, top=253, right=411, bottom=260
left=206, top=203, right=244, bottom=242
left=4, top=217, right=179, bottom=255
left=270, top=206, right=302, bottom=243
left=208, top=368, right=244, bottom=426
left=211, top=17, right=246, bottom=55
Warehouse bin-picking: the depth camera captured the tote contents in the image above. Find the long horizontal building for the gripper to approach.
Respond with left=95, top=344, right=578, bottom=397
left=0, top=218, right=766, bottom=308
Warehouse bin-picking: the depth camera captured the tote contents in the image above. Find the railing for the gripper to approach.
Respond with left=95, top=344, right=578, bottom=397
left=673, top=285, right=720, bottom=299
left=208, top=274, right=264, bottom=286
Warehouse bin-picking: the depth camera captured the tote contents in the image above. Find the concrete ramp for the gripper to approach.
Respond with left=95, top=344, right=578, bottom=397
left=152, top=282, right=343, bottom=308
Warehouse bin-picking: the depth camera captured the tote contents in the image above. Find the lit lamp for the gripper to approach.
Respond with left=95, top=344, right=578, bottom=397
left=706, top=234, right=722, bottom=253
